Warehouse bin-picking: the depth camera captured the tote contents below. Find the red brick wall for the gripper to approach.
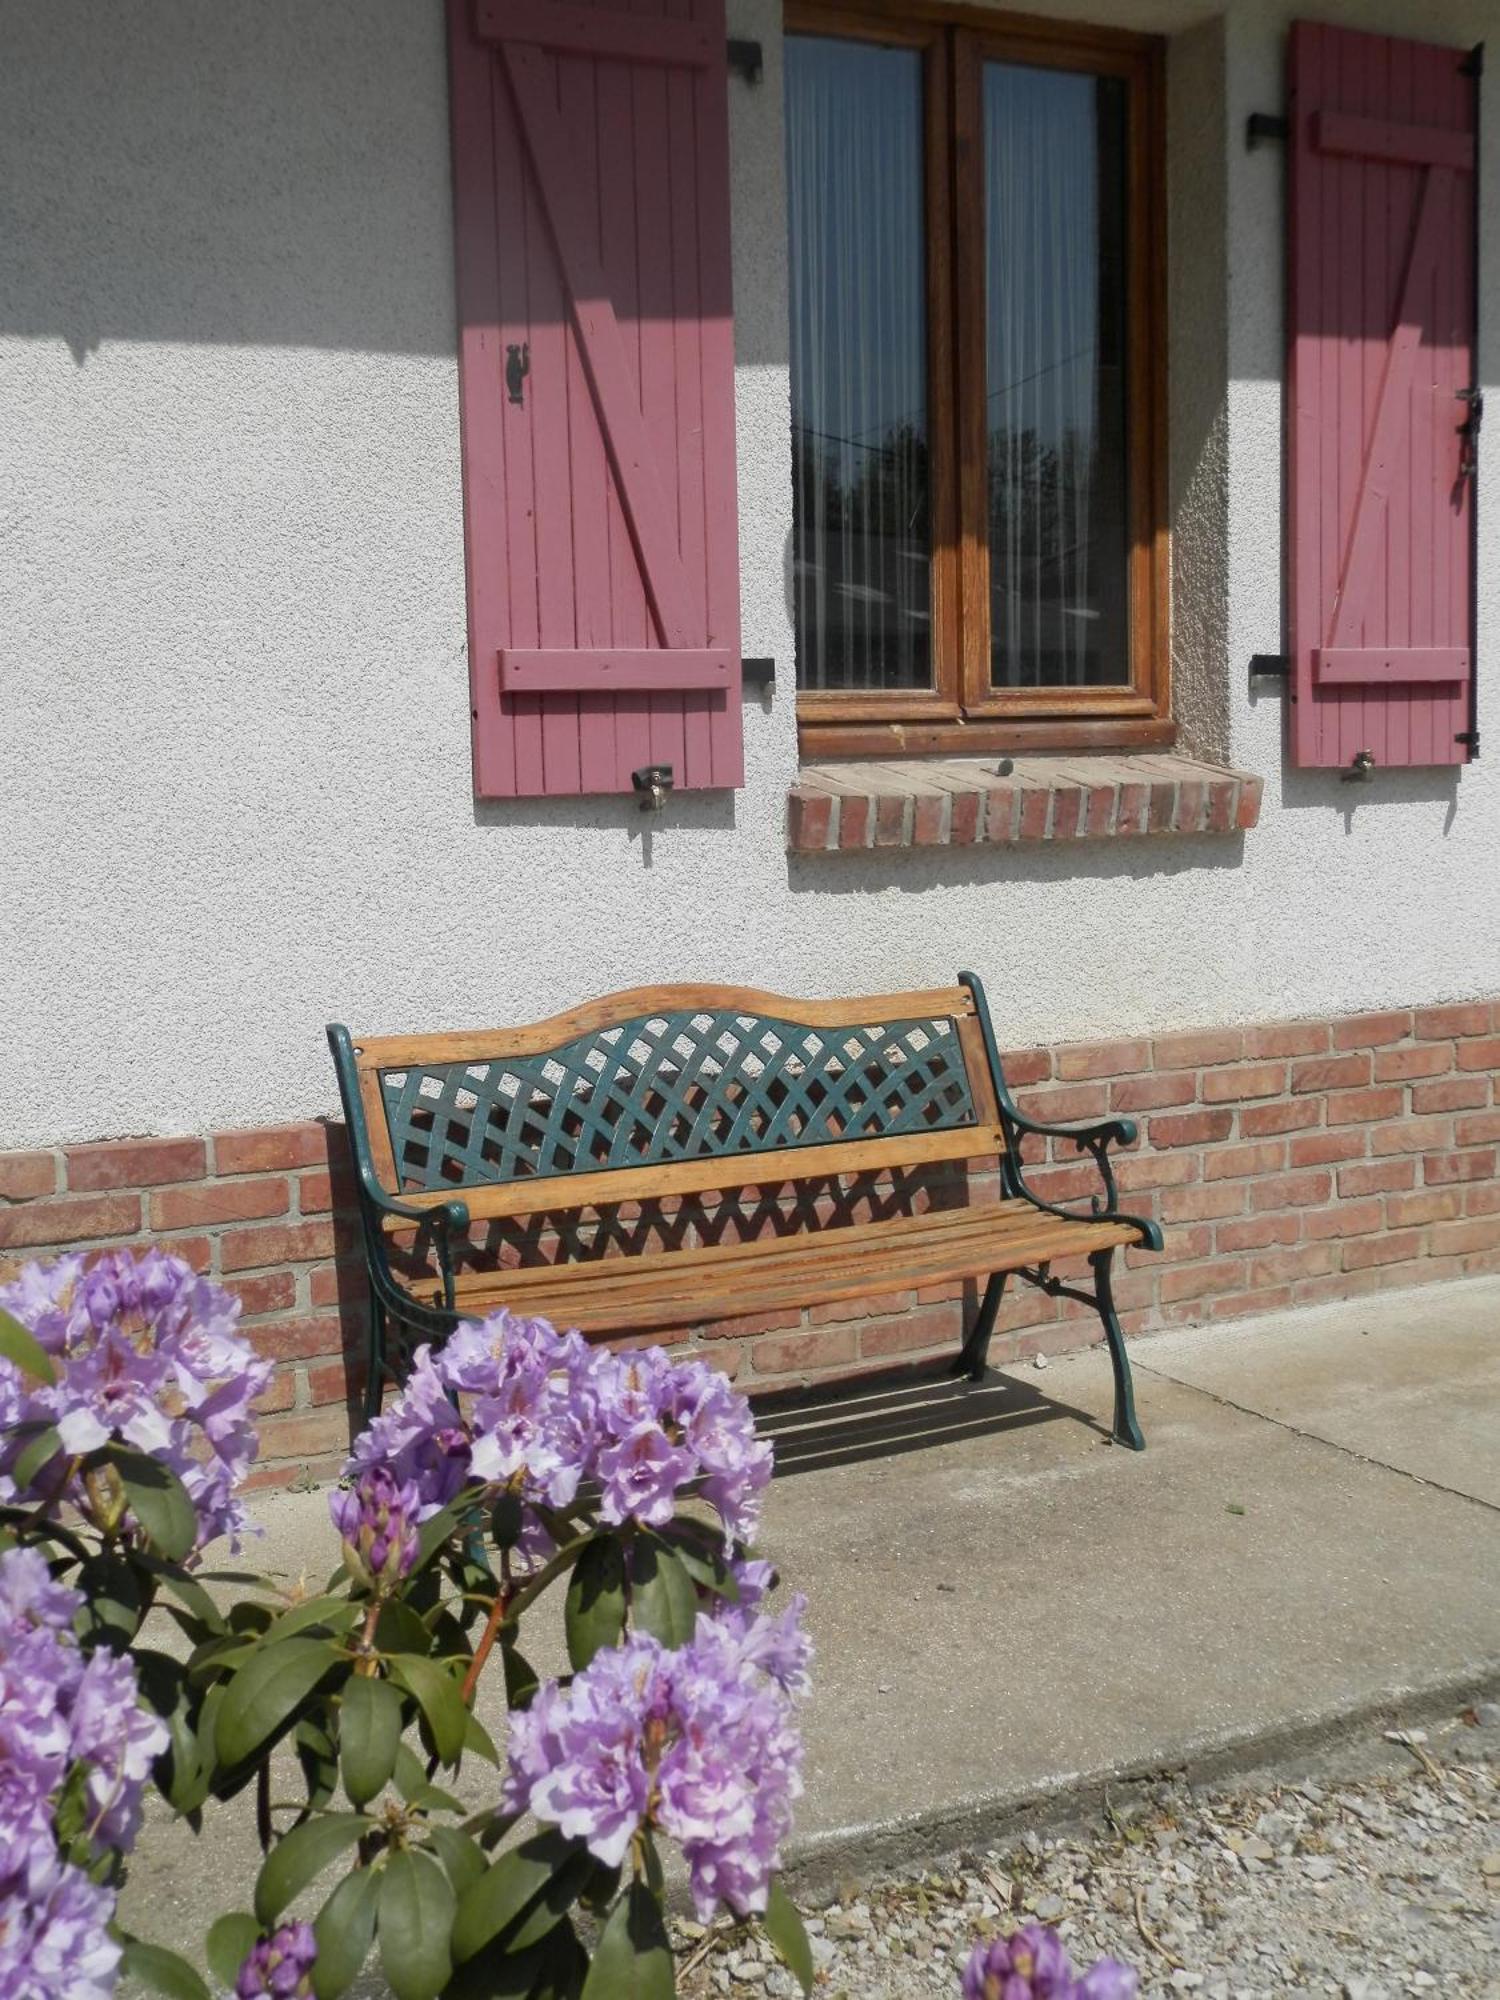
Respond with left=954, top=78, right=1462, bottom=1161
left=2, top=1000, right=1497, bottom=1488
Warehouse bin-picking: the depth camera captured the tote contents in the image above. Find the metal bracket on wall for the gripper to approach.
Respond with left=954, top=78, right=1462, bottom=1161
left=1249, top=653, right=1291, bottom=687
left=727, top=39, right=763, bottom=83
left=1246, top=112, right=1289, bottom=149
left=742, top=657, right=775, bottom=691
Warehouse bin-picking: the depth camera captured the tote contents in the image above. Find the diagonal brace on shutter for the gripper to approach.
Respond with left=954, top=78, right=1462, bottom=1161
left=1325, top=165, right=1453, bottom=654
left=501, top=40, right=703, bottom=654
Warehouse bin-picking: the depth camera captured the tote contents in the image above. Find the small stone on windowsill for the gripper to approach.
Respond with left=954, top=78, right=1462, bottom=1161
left=786, top=754, right=1263, bottom=853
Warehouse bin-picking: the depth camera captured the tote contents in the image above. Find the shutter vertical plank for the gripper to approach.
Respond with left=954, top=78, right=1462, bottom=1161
left=522, top=44, right=585, bottom=796
left=447, top=0, right=515, bottom=797
left=448, top=0, right=743, bottom=796
left=692, top=0, right=745, bottom=789
left=1442, top=46, right=1475, bottom=762
left=597, top=8, right=655, bottom=786
left=1409, top=39, right=1438, bottom=765
left=1287, top=19, right=1476, bottom=769
left=561, top=47, right=619, bottom=796
left=1384, top=31, right=1413, bottom=767
left=631, top=16, right=689, bottom=789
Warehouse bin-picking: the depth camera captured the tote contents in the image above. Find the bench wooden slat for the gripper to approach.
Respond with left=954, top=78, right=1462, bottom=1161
left=378, top=1124, right=1006, bottom=1224
left=407, top=1201, right=1137, bottom=1334
left=351, top=982, right=978, bottom=1070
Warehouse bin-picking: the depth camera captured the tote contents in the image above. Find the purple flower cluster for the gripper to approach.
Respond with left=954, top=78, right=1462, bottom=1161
left=502, top=1602, right=808, bottom=1920
left=0, top=1548, right=170, bottom=1998
left=347, top=1311, right=772, bottom=1558
left=329, top=1465, right=421, bottom=1594
left=0, top=1250, right=272, bottom=1551
left=961, top=1926, right=1137, bottom=2000
left=235, top=1920, right=318, bottom=1998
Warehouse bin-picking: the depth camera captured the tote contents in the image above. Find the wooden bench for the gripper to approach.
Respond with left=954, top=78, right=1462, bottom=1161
left=326, top=974, right=1161, bottom=1448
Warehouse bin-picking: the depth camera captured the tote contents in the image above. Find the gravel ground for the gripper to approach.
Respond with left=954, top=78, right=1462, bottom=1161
left=676, top=1707, right=1500, bottom=2000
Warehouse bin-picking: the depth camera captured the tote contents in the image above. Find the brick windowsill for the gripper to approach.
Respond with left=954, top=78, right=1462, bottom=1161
left=787, top=754, right=1264, bottom=853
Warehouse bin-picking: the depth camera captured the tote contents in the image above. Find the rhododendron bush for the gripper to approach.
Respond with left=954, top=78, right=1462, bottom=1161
left=0, top=1250, right=813, bottom=1999
left=0, top=1248, right=1137, bottom=2000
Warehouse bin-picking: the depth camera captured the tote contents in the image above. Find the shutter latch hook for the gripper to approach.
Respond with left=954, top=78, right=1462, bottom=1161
left=632, top=764, right=674, bottom=812
left=1343, top=749, right=1377, bottom=783
left=505, top=343, right=530, bottom=407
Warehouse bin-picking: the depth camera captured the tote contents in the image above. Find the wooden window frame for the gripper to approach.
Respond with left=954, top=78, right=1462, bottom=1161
left=787, top=0, right=1170, bottom=759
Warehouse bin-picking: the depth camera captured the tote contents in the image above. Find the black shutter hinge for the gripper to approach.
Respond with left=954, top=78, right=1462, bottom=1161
left=727, top=38, right=763, bottom=83
left=741, top=656, right=775, bottom=689
left=1461, top=42, right=1484, bottom=78
left=1246, top=112, right=1288, bottom=149
left=1249, top=653, right=1291, bottom=682
left=1456, top=729, right=1480, bottom=752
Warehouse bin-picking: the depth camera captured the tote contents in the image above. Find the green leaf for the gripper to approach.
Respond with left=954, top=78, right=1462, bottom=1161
left=139, top=1557, right=227, bottom=1636
left=118, top=1939, right=209, bottom=2000
left=378, top=1849, right=456, bottom=2000
left=339, top=1674, right=403, bottom=1808
left=501, top=1639, right=539, bottom=1713
left=373, top=1597, right=431, bottom=1657
left=12, top=1423, right=63, bottom=1490
left=629, top=1536, right=697, bottom=1650
left=74, top=1551, right=145, bottom=1649
left=451, top=1828, right=591, bottom=1963
left=205, top=1914, right=261, bottom=1991
left=463, top=1707, right=500, bottom=1767
left=762, top=1878, right=814, bottom=1996
left=311, top=1861, right=382, bottom=1999
left=216, top=1639, right=343, bottom=1770
left=104, top=1446, right=197, bottom=1563
left=490, top=1490, right=525, bottom=1550
left=667, top=1537, right=739, bottom=1601
left=253, top=1811, right=368, bottom=1927
left=297, top=1713, right=340, bottom=1811
left=269, top=1594, right=362, bottom=1643
left=0, top=1307, right=56, bottom=1385
left=389, top=1653, right=467, bottom=1768
left=425, top=1822, right=487, bottom=1897
left=564, top=1534, right=626, bottom=1670
left=580, top=1882, right=675, bottom=2000
left=413, top=1493, right=483, bottom=1572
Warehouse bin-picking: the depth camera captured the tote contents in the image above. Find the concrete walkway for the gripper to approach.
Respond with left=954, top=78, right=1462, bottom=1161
left=120, top=1276, right=1500, bottom=1947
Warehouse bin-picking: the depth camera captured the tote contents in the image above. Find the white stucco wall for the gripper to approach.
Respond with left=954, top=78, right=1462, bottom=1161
left=3, top=0, right=1499, bottom=1150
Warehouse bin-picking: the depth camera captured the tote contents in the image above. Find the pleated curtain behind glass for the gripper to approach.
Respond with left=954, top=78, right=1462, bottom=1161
left=787, top=37, right=931, bottom=693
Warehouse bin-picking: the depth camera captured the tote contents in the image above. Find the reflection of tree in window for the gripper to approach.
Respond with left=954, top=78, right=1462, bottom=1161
left=985, top=64, right=1128, bottom=690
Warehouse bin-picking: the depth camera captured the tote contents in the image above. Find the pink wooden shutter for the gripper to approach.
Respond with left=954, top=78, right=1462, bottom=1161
left=447, top=0, right=744, bottom=798
left=1287, top=22, right=1478, bottom=770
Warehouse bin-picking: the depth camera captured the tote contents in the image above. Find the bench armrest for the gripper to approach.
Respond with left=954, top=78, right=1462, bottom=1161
left=326, top=1022, right=472, bottom=1316
left=364, top=1185, right=471, bottom=1315
left=957, top=974, right=1162, bottom=1252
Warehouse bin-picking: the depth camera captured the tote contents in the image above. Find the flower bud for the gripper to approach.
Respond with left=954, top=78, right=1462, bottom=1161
left=328, top=1466, right=420, bottom=1595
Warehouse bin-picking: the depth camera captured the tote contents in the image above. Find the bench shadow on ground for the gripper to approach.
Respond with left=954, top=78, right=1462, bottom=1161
left=752, top=1357, right=1107, bottom=1479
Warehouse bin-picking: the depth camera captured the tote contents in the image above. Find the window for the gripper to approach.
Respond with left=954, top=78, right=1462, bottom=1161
left=786, top=4, right=1168, bottom=757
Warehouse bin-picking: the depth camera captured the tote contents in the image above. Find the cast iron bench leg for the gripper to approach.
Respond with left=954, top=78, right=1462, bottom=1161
left=365, top=1296, right=389, bottom=1424
left=950, top=1269, right=1008, bottom=1381
left=1089, top=1246, right=1145, bottom=1451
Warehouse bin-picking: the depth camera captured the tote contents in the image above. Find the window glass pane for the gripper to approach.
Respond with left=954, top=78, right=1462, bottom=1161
left=984, top=63, right=1130, bottom=689
left=787, top=36, right=931, bottom=693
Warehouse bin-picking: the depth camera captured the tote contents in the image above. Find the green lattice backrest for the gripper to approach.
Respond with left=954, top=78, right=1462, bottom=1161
left=354, top=991, right=987, bottom=1197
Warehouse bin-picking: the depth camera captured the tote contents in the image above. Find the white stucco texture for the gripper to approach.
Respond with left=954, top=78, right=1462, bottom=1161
left=3, top=0, right=1499, bottom=1148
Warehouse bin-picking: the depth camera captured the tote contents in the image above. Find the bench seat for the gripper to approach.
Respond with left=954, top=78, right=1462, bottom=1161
left=328, top=974, right=1162, bottom=1449
left=419, top=1201, right=1140, bottom=1334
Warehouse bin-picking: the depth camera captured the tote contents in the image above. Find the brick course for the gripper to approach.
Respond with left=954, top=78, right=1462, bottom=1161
left=0, top=998, right=1496, bottom=1488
